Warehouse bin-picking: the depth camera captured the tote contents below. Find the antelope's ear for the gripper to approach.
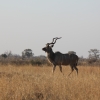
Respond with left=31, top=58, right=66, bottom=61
left=50, top=44, right=54, bottom=48
left=46, top=43, right=49, bottom=47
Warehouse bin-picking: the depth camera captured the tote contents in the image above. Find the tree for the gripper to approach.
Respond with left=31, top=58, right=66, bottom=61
left=1, top=54, right=7, bottom=58
left=88, top=49, right=100, bottom=60
left=4, top=51, right=12, bottom=57
left=22, top=49, right=34, bottom=58
left=68, top=51, right=76, bottom=55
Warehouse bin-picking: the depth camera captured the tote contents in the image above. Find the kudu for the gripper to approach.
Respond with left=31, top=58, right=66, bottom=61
left=42, top=37, right=78, bottom=75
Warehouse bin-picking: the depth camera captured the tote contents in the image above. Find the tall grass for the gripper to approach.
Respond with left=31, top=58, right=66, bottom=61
left=0, top=65, right=99, bottom=100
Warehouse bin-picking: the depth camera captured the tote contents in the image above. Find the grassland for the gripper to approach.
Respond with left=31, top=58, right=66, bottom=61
left=0, top=65, right=100, bottom=100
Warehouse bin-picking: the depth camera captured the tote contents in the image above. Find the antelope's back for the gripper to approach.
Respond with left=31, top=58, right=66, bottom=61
left=54, top=52, right=70, bottom=65
left=54, top=52, right=78, bottom=65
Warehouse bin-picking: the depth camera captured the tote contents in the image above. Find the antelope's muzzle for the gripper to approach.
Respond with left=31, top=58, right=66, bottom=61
left=42, top=48, right=46, bottom=52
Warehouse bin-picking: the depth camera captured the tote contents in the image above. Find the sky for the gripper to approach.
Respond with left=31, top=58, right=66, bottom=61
left=0, top=0, right=100, bottom=58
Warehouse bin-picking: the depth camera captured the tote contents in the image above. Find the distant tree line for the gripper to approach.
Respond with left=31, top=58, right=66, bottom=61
left=0, top=48, right=100, bottom=66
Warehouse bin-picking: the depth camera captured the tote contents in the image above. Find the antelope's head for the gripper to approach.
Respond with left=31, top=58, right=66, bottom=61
left=42, top=37, right=61, bottom=53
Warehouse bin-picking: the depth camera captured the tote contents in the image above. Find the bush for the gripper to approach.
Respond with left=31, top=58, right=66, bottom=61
left=0, top=56, right=51, bottom=66
left=0, top=56, right=100, bottom=67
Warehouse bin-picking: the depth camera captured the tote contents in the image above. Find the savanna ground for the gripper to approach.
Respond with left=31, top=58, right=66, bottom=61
left=0, top=65, right=100, bottom=100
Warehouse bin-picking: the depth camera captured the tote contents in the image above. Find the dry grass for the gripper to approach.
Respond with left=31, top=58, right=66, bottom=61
left=0, top=65, right=100, bottom=100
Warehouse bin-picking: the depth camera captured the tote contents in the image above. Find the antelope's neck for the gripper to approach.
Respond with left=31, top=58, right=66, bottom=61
left=47, top=52, right=55, bottom=62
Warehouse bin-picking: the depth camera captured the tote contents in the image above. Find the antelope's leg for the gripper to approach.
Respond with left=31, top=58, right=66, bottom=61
left=59, top=65, right=62, bottom=73
left=74, top=65, right=78, bottom=75
left=68, top=65, right=74, bottom=76
left=52, top=65, right=56, bottom=73
left=59, top=65, right=64, bottom=75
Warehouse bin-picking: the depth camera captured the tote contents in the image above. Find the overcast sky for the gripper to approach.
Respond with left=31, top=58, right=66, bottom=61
left=0, top=0, right=100, bottom=58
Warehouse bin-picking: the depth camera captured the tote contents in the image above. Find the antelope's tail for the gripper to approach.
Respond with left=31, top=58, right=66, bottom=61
left=76, top=57, right=79, bottom=66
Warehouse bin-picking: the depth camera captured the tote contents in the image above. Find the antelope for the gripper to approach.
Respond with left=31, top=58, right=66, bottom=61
left=42, top=37, right=78, bottom=76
